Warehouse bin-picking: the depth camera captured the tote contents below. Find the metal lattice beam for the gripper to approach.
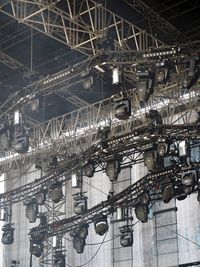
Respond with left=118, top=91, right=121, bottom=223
left=0, top=51, right=25, bottom=70
left=0, top=0, right=166, bottom=56
left=121, top=0, right=196, bottom=50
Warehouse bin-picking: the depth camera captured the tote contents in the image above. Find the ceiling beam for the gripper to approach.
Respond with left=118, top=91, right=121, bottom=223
left=122, top=0, right=197, bottom=50
left=0, top=0, right=165, bottom=56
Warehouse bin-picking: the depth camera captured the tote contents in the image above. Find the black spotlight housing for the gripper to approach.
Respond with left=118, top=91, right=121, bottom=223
left=83, top=161, right=95, bottom=178
left=94, top=214, right=108, bottom=236
left=135, top=204, right=149, bottom=223
left=73, top=236, right=86, bottom=254
left=73, top=193, right=87, bottom=215
left=162, top=184, right=174, bottom=203
left=120, top=226, right=133, bottom=247
left=181, top=170, right=197, bottom=195
left=25, top=199, right=39, bottom=223
left=30, top=239, right=44, bottom=258
left=136, top=66, right=155, bottom=103
left=114, top=100, right=131, bottom=120
left=105, top=157, right=121, bottom=182
left=1, top=224, right=14, bottom=245
left=15, top=133, right=29, bottom=154
left=49, top=182, right=63, bottom=203
left=155, top=62, right=170, bottom=83
left=35, top=190, right=46, bottom=205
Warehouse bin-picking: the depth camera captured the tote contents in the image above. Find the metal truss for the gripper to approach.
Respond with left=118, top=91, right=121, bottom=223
left=0, top=0, right=166, bottom=57
left=28, top=162, right=200, bottom=239
left=0, top=51, right=25, bottom=70
left=39, top=197, right=66, bottom=266
left=1, top=117, right=200, bottom=207
left=179, top=262, right=200, bottom=267
left=121, top=0, right=196, bottom=50
left=0, top=82, right=199, bottom=174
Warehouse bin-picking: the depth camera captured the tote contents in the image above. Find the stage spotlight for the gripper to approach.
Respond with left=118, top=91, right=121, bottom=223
left=157, top=140, right=168, bottom=157
left=112, top=67, right=122, bottom=84
left=71, top=173, right=80, bottom=188
left=0, top=125, right=12, bottom=150
left=144, top=149, right=157, bottom=171
left=98, top=126, right=110, bottom=149
left=73, top=236, right=86, bottom=254
left=73, top=193, right=87, bottom=215
left=25, top=199, right=38, bottom=223
left=136, top=66, right=155, bottom=103
left=181, top=170, right=197, bottom=194
left=83, top=161, right=95, bottom=178
left=162, top=184, right=174, bottom=203
left=35, top=190, right=46, bottom=205
left=15, top=134, right=29, bottom=154
left=155, top=62, right=170, bottom=83
left=120, top=226, right=133, bottom=247
left=114, top=99, right=131, bottom=120
left=139, top=192, right=150, bottom=206
left=49, top=182, right=63, bottom=203
left=146, top=109, right=163, bottom=125
left=105, top=158, right=121, bottom=182
left=1, top=224, right=14, bottom=245
left=54, top=253, right=66, bottom=267
left=78, top=224, right=89, bottom=239
left=94, top=214, right=108, bottom=236
left=30, top=239, right=43, bottom=257
left=135, top=204, right=149, bottom=223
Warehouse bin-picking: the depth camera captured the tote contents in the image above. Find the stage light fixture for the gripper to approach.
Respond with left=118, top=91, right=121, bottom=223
left=114, top=99, right=131, bottom=120
left=94, top=214, right=108, bottom=236
left=15, top=133, right=29, bottom=154
left=157, top=141, right=167, bottom=157
left=181, top=170, right=197, bottom=195
left=146, top=109, right=163, bottom=125
left=112, top=67, right=122, bottom=84
left=0, top=125, right=12, bottom=150
left=98, top=126, right=110, bottom=149
left=1, top=224, right=14, bottom=245
left=30, top=239, right=44, bottom=257
left=73, top=193, right=87, bottom=215
left=155, top=62, right=170, bottom=83
left=73, top=236, right=86, bottom=254
left=105, top=158, right=121, bottom=182
left=71, top=173, right=81, bottom=188
left=136, top=66, right=155, bottom=103
left=78, top=224, right=89, bottom=239
left=139, top=192, right=150, bottom=206
left=83, top=161, right=95, bottom=178
left=135, top=204, right=149, bottom=223
left=49, top=182, right=63, bottom=203
left=162, top=184, right=174, bottom=203
left=120, top=226, right=133, bottom=247
left=35, top=190, right=46, bottom=205
left=144, top=149, right=157, bottom=171
left=25, top=199, right=38, bottom=223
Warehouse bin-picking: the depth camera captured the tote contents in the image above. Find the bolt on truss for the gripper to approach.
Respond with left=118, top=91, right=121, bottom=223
left=0, top=83, right=199, bottom=174
left=0, top=0, right=166, bottom=56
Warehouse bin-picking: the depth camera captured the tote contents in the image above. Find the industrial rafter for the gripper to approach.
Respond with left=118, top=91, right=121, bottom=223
left=0, top=82, right=199, bottom=174
left=122, top=0, right=197, bottom=50
left=0, top=0, right=165, bottom=56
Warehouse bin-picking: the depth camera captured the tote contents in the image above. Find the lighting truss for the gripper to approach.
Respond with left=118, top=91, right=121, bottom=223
left=28, top=162, right=200, bottom=239
left=1, top=119, right=200, bottom=208
left=0, top=0, right=165, bottom=57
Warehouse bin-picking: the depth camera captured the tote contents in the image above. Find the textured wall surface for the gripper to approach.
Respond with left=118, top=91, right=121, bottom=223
left=2, top=156, right=200, bottom=267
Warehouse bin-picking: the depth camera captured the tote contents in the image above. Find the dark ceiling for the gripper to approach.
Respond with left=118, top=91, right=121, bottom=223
left=0, top=0, right=199, bottom=122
